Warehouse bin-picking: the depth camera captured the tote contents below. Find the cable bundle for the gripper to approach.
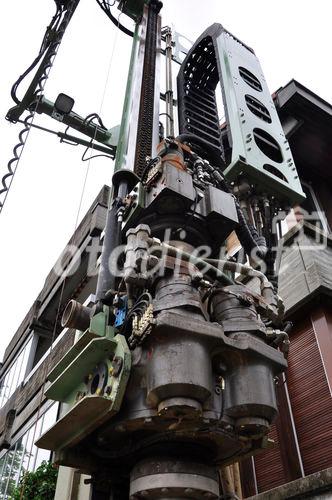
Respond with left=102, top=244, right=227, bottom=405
left=0, top=0, right=80, bottom=213
left=95, top=0, right=134, bottom=37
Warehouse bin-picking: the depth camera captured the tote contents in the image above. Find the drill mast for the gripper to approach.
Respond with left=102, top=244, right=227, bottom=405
left=3, top=1, right=305, bottom=498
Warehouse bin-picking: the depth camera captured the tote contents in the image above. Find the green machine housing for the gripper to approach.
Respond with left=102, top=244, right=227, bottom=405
left=177, top=24, right=305, bottom=205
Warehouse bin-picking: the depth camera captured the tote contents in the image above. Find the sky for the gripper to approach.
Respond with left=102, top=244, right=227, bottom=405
left=0, top=0, right=331, bottom=360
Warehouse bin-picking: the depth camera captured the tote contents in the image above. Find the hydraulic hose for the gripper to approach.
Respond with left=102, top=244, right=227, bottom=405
left=149, top=243, right=234, bottom=286
left=235, top=204, right=268, bottom=260
left=202, top=258, right=269, bottom=288
left=193, top=156, right=268, bottom=260
left=176, top=133, right=225, bottom=168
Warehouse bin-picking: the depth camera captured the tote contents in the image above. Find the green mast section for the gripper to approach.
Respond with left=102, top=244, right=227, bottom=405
left=113, top=23, right=140, bottom=174
left=36, top=3, right=149, bottom=455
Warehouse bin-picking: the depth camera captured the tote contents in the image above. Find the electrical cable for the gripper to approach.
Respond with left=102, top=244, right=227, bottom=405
left=140, top=156, right=160, bottom=183
left=82, top=112, right=107, bottom=130
left=75, top=1, right=122, bottom=226
left=81, top=140, right=113, bottom=162
left=0, top=112, right=34, bottom=213
left=96, top=0, right=134, bottom=37
left=16, top=14, right=123, bottom=486
left=11, top=2, right=63, bottom=105
left=0, top=0, right=80, bottom=214
left=120, top=292, right=153, bottom=336
left=14, top=118, right=115, bottom=157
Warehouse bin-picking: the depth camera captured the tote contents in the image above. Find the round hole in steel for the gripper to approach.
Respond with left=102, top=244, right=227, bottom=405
left=245, top=95, right=271, bottom=123
left=239, top=67, right=263, bottom=92
left=253, top=128, right=283, bottom=163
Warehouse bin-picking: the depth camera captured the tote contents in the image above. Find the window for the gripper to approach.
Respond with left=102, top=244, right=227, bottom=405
left=0, top=403, right=58, bottom=499
left=0, top=337, right=33, bottom=409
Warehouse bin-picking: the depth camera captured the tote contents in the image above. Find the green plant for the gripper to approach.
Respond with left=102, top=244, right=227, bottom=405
left=12, top=461, right=58, bottom=500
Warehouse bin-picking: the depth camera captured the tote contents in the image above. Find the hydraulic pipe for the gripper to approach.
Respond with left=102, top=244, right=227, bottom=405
left=203, top=258, right=269, bottom=287
left=164, top=26, right=174, bottom=137
left=95, top=180, right=127, bottom=302
left=149, top=243, right=234, bottom=285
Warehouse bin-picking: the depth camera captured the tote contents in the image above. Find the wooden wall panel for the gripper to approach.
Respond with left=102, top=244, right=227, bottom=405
left=253, top=421, right=287, bottom=493
left=287, top=317, right=332, bottom=475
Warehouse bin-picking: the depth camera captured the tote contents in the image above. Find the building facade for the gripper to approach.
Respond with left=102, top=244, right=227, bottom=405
left=0, top=186, right=109, bottom=498
left=0, top=81, right=332, bottom=498
left=241, top=81, right=332, bottom=498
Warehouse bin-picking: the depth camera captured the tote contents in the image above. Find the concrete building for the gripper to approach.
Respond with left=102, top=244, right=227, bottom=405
left=0, top=80, right=332, bottom=498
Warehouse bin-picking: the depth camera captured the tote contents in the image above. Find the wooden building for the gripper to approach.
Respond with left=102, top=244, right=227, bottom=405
left=0, top=80, right=332, bottom=498
left=0, top=186, right=109, bottom=498
left=241, top=81, right=332, bottom=498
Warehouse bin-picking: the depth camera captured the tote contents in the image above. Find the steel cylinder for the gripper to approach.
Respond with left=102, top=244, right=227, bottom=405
left=147, top=271, right=212, bottom=415
left=130, top=458, right=219, bottom=499
left=211, top=285, right=258, bottom=324
left=146, top=331, right=212, bottom=415
left=223, top=355, right=277, bottom=437
left=61, top=299, right=91, bottom=331
left=211, top=285, right=278, bottom=437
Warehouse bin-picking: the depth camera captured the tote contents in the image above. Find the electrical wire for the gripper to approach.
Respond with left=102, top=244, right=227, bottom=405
left=120, top=292, right=153, bottom=336
left=0, top=112, right=34, bottom=212
left=82, top=112, right=107, bottom=130
left=0, top=0, right=80, bottom=214
left=11, top=2, right=64, bottom=105
left=96, top=0, right=134, bottom=37
left=81, top=140, right=113, bottom=162
left=15, top=9, right=122, bottom=482
left=74, top=1, right=123, bottom=226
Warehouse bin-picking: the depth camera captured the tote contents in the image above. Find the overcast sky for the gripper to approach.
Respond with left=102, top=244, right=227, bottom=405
left=0, top=0, right=331, bottom=360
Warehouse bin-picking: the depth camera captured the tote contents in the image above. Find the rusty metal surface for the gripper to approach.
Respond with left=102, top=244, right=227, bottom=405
left=134, top=2, right=161, bottom=177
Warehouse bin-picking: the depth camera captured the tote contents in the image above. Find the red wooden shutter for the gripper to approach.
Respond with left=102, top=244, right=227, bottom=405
left=287, top=316, right=332, bottom=475
left=253, top=420, right=288, bottom=493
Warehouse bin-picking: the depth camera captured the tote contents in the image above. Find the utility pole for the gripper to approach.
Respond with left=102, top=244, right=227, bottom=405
left=4, top=1, right=305, bottom=498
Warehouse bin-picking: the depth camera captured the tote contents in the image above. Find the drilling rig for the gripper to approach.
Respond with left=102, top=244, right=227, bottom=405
left=3, top=0, right=306, bottom=498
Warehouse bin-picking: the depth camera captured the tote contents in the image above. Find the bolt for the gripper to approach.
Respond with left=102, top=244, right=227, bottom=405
left=185, top=488, right=194, bottom=494
left=140, top=491, right=149, bottom=497
left=76, top=391, right=84, bottom=401
left=105, top=386, right=112, bottom=396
